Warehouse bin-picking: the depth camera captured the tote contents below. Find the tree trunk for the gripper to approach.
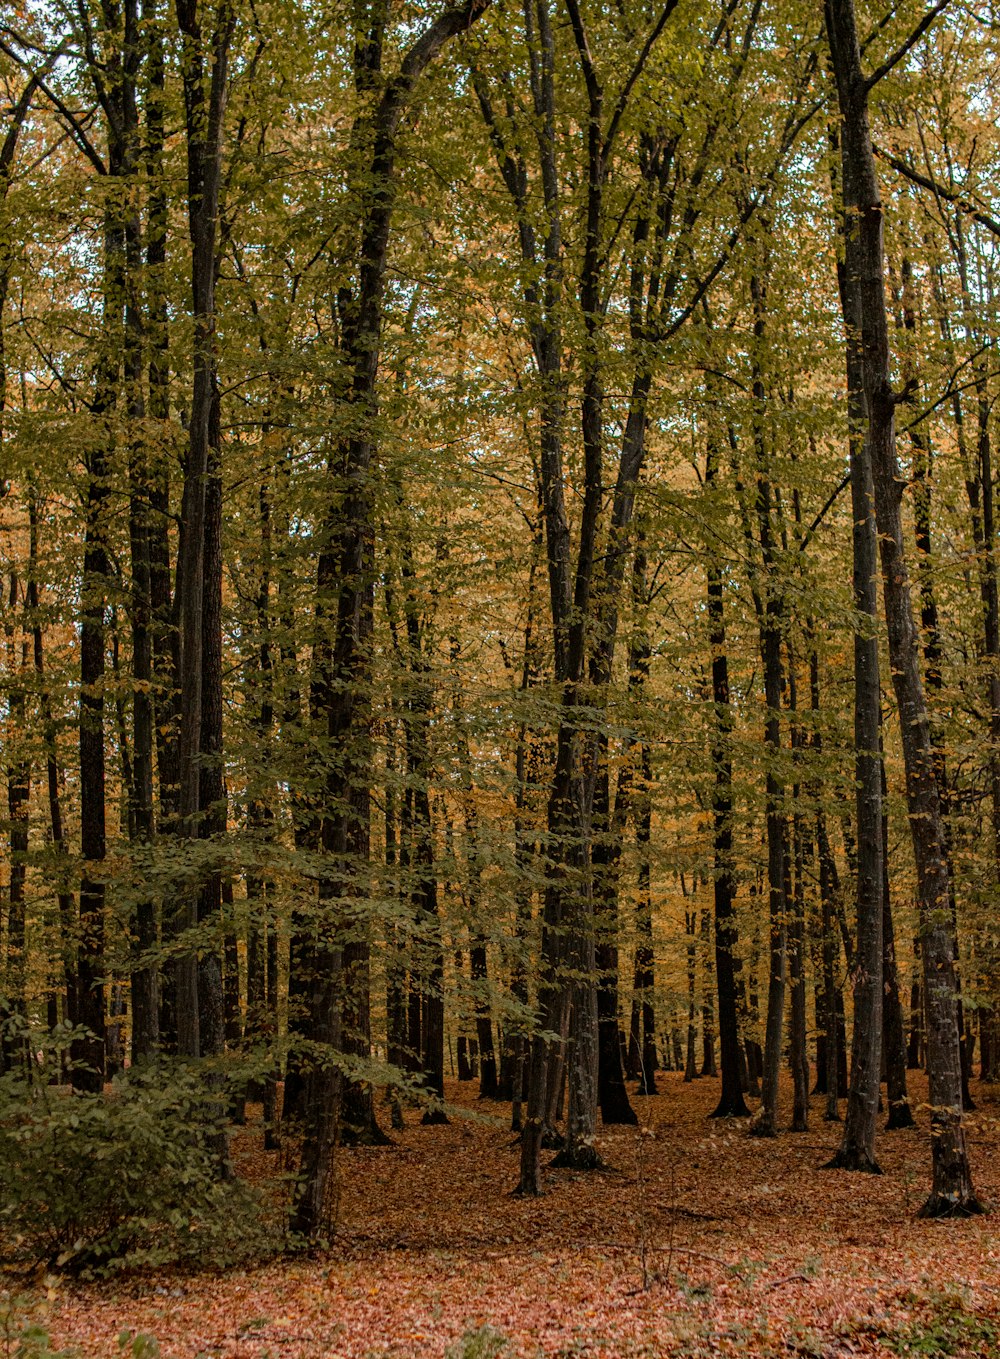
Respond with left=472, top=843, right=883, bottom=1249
left=74, top=205, right=119, bottom=1094
left=825, top=0, right=981, bottom=1215
left=593, top=759, right=638, bottom=1125
left=173, top=0, right=235, bottom=1063
left=881, top=761, right=914, bottom=1129
left=789, top=818, right=809, bottom=1133
left=705, top=428, right=748, bottom=1117
left=825, top=119, right=883, bottom=1173
left=684, top=904, right=698, bottom=1083
left=2, top=578, right=29, bottom=1072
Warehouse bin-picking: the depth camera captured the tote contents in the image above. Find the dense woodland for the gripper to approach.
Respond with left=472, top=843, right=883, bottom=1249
left=2, top=0, right=1000, bottom=1288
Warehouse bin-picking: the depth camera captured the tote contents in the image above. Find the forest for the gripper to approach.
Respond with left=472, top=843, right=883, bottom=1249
left=2, top=0, right=1000, bottom=1352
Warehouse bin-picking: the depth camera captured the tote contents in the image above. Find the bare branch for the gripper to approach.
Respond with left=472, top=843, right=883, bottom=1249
left=873, top=142, right=1000, bottom=238
left=864, top=0, right=950, bottom=90
left=603, top=0, right=681, bottom=161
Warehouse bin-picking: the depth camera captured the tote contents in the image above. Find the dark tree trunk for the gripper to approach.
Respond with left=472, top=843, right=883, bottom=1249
left=787, top=649, right=809, bottom=1134
left=705, top=429, right=748, bottom=1117
left=451, top=685, right=500, bottom=1102
left=294, top=0, right=494, bottom=1233
left=619, top=548, right=658, bottom=1102
left=262, top=906, right=280, bottom=1148
left=339, top=762, right=391, bottom=1147
left=412, top=734, right=445, bottom=1124
left=470, top=943, right=499, bottom=1100
left=593, top=759, right=638, bottom=1125
left=634, top=743, right=659, bottom=1097
left=146, top=5, right=179, bottom=1050
left=826, top=0, right=981, bottom=1215
left=26, top=500, right=76, bottom=1060
left=881, top=765, right=914, bottom=1129
left=789, top=814, right=809, bottom=1133
left=2, top=582, right=29, bottom=1072
left=700, top=910, right=717, bottom=1078
left=197, top=418, right=227, bottom=1072
left=0, top=23, right=50, bottom=1077
left=907, top=947, right=923, bottom=1069
left=173, top=0, right=235, bottom=1062
left=503, top=533, right=542, bottom=1124
left=912, top=251, right=975, bottom=1115
left=457, top=1037, right=473, bottom=1082
left=745, top=284, right=786, bottom=1139
left=684, top=904, right=698, bottom=1084
left=74, top=207, right=118, bottom=1093
left=825, top=119, right=883, bottom=1174
left=625, top=999, right=641, bottom=1081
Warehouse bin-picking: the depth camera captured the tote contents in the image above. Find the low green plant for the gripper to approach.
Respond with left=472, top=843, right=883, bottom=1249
left=0, top=1294, right=80, bottom=1358
left=445, top=1325, right=509, bottom=1359
left=0, top=1048, right=272, bottom=1276
left=117, top=1331, right=161, bottom=1358
left=886, top=1286, right=997, bottom=1357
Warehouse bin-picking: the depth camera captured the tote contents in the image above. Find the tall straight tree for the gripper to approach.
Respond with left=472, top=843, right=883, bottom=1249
left=824, top=0, right=981, bottom=1215
left=823, top=118, right=883, bottom=1174
left=291, top=0, right=494, bottom=1242
left=173, top=0, right=235, bottom=1063
left=704, top=394, right=749, bottom=1119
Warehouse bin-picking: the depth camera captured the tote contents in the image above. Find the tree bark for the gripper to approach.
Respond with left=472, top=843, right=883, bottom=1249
left=173, top=0, right=235, bottom=1062
left=825, top=0, right=981, bottom=1215
left=824, top=117, right=883, bottom=1174
left=881, top=757, right=914, bottom=1129
left=705, top=424, right=748, bottom=1118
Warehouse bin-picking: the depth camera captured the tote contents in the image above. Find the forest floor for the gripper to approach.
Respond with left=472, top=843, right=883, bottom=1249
left=29, top=1072, right=1000, bottom=1358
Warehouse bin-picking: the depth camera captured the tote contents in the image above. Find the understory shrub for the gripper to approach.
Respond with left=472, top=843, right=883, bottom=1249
left=0, top=1054, right=271, bottom=1276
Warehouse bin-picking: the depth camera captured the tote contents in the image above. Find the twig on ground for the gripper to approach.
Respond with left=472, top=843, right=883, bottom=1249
left=767, top=1272, right=813, bottom=1290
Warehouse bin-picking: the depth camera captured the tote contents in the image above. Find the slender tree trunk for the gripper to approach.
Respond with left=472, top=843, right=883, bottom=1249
left=684, top=904, right=698, bottom=1083
left=112, top=0, right=160, bottom=1064
left=173, top=0, right=235, bottom=1062
left=881, top=759, right=914, bottom=1129
left=593, top=756, right=638, bottom=1124
left=706, top=424, right=748, bottom=1117
left=826, top=0, right=980, bottom=1214
left=789, top=802, right=809, bottom=1132
left=825, top=122, right=883, bottom=1172
left=2, top=578, right=29, bottom=1071
left=700, top=909, right=717, bottom=1078
left=909, top=251, right=975, bottom=1112
left=450, top=650, right=500, bottom=1101
left=0, top=13, right=49, bottom=1076
left=746, top=277, right=787, bottom=1140
left=634, top=742, right=659, bottom=1096
left=293, top=0, right=493, bottom=1233
left=74, top=204, right=121, bottom=1094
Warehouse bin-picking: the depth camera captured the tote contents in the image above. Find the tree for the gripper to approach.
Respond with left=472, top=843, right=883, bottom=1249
left=824, top=0, right=980, bottom=1215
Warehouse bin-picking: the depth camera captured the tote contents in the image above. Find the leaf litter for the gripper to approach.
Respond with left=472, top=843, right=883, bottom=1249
left=28, top=1072, right=1000, bottom=1357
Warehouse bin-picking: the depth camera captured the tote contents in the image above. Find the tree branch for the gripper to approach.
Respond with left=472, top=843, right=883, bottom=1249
left=602, top=0, right=681, bottom=161
left=873, top=142, right=1000, bottom=238
left=0, top=37, right=106, bottom=174
left=864, top=0, right=950, bottom=90
left=796, top=472, right=850, bottom=554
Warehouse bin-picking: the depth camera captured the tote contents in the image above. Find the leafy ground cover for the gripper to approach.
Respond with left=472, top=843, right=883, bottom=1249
left=14, top=1073, right=1000, bottom=1358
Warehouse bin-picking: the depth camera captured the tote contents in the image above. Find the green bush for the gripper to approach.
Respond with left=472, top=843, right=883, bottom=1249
left=0, top=1057, right=270, bottom=1276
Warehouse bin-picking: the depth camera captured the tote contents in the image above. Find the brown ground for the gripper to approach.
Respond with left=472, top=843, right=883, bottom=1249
left=32, top=1072, right=1000, bottom=1357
